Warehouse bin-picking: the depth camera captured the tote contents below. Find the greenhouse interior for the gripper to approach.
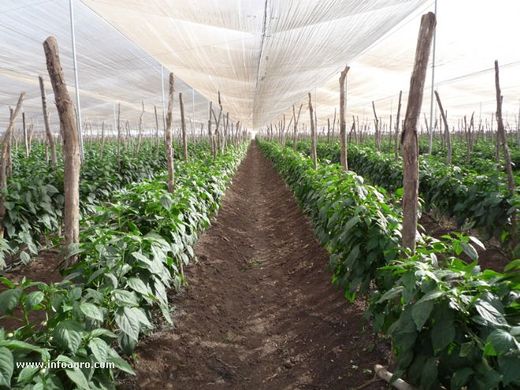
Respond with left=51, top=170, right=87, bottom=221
left=0, top=1, right=519, bottom=389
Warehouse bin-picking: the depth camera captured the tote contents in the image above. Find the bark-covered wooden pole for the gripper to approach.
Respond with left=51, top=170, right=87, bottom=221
left=0, top=93, right=25, bottom=239
left=154, top=105, right=160, bottom=147
left=292, top=104, right=302, bottom=150
left=136, top=100, right=145, bottom=154
left=401, top=13, right=436, bottom=252
left=165, top=73, right=175, bottom=193
left=22, top=112, right=29, bottom=157
left=434, top=91, right=452, bottom=165
left=39, top=76, right=57, bottom=167
left=495, top=60, right=517, bottom=244
left=372, top=101, right=380, bottom=151
left=394, top=91, right=402, bottom=160
left=339, top=65, right=350, bottom=170
left=308, top=93, right=317, bottom=169
left=179, top=92, right=188, bottom=160
left=43, top=36, right=81, bottom=263
left=117, top=103, right=121, bottom=160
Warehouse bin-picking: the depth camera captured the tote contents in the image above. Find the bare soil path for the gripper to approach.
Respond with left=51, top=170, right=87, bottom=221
left=125, top=144, right=388, bottom=390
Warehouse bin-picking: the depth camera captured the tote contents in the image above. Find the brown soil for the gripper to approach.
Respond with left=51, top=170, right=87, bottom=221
left=0, top=251, right=62, bottom=331
left=122, top=145, right=389, bottom=390
left=419, top=213, right=510, bottom=272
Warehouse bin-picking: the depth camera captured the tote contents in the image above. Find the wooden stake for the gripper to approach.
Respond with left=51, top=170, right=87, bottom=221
left=179, top=92, right=188, bottom=160
left=0, top=94, right=24, bottom=239
left=292, top=104, right=303, bottom=150
left=495, top=60, right=516, bottom=245
left=165, top=73, right=175, bottom=193
left=372, top=101, right=380, bottom=151
left=22, top=112, right=29, bottom=157
left=43, top=36, right=81, bottom=264
left=137, top=100, right=145, bottom=154
left=154, top=105, right=160, bottom=146
left=308, top=93, right=317, bottom=169
left=339, top=65, right=350, bottom=170
left=401, top=13, right=436, bottom=252
left=395, top=91, right=402, bottom=160
left=39, top=76, right=57, bottom=167
left=434, top=91, right=451, bottom=164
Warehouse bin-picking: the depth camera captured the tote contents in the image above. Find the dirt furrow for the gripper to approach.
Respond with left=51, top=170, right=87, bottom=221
left=125, top=144, right=388, bottom=389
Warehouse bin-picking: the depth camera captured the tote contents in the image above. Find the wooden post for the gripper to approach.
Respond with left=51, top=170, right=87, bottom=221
left=22, top=112, right=29, bottom=157
left=495, top=60, right=516, bottom=243
left=211, top=104, right=222, bottom=158
left=401, top=13, right=436, bottom=252
left=372, top=101, right=380, bottom=151
left=154, top=105, right=160, bottom=147
left=395, top=91, right=402, bottom=160
left=179, top=92, right=188, bottom=160
left=39, top=76, right=57, bottom=167
left=434, top=91, right=451, bottom=164
left=339, top=65, right=350, bottom=170
left=117, top=103, right=121, bottom=166
left=43, top=36, right=81, bottom=263
left=208, top=102, right=213, bottom=154
left=136, top=100, right=145, bottom=154
left=331, top=108, right=337, bottom=140
left=308, top=93, right=317, bottom=169
left=292, top=104, right=303, bottom=150
left=165, top=73, right=175, bottom=193
left=0, top=94, right=24, bottom=239
left=327, top=118, right=331, bottom=143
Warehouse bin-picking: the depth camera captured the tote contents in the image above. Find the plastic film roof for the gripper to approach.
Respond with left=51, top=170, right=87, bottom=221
left=2, top=0, right=520, bottom=133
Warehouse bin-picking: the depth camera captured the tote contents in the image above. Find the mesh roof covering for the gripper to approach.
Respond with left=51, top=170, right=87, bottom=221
left=1, top=0, right=519, bottom=133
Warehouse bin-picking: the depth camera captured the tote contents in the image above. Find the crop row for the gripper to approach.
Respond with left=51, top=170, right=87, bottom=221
left=296, top=140, right=517, bottom=248
left=0, top=144, right=246, bottom=389
left=259, top=140, right=520, bottom=390
left=2, top=140, right=211, bottom=268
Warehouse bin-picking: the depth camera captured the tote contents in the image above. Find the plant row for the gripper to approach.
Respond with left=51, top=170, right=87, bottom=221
left=259, top=140, right=520, bottom=390
left=0, top=144, right=246, bottom=389
left=296, top=140, right=517, bottom=248
left=1, top=141, right=211, bottom=268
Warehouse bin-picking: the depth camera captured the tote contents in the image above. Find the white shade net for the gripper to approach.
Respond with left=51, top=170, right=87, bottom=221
left=2, top=0, right=520, bottom=133
left=82, top=0, right=427, bottom=128
left=0, top=0, right=215, bottom=135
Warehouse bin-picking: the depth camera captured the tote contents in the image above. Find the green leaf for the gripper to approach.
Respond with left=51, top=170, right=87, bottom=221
left=112, top=290, right=139, bottom=307
left=420, top=357, right=438, bottom=390
left=431, top=319, right=455, bottom=352
left=24, top=291, right=44, bottom=309
left=412, top=300, right=434, bottom=330
left=474, top=300, right=507, bottom=327
left=53, top=320, right=83, bottom=354
left=416, top=289, right=444, bottom=304
left=450, top=367, right=473, bottom=389
left=0, top=288, right=22, bottom=314
left=89, top=328, right=117, bottom=339
left=499, top=355, right=520, bottom=385
left=114, top=307, right=140, bottom=342
left=160, top=194, right=173, bottom=211
left=107, top=355, right=135, bottom=375
left=487, top=329, right=516, bottom=355
left=16, top=366, right=39, bottom=384
left=461, top=242, right=478, bottom=261
left=88, top=337, right=109, bottom=363
left=80, top=302, right=104, bottom=322
left=65, top=367, right=90, bottom=390
left=126, top=278, right=150, bottom=296
left=0, top=347, right=13, bottom=387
